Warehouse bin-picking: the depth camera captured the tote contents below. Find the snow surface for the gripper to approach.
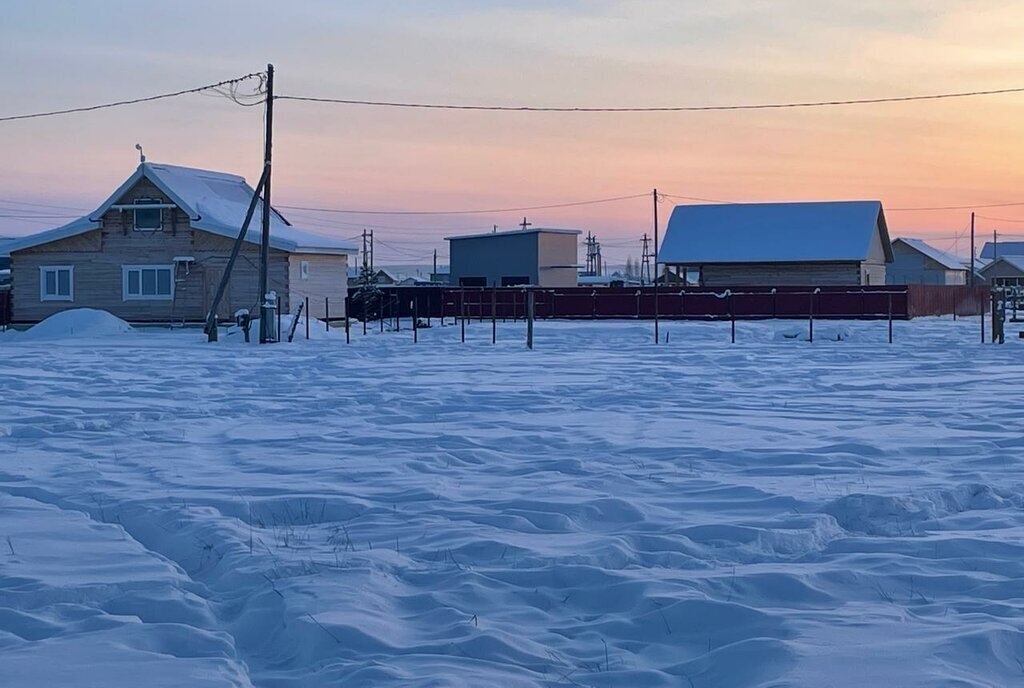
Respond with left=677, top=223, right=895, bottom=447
left=2, top=317, right=1024, bottom=687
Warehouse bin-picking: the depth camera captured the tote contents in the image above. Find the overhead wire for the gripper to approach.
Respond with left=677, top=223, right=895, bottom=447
left=275, top=85, right=1024, bottom=112
left=0, top=72, right=266, bottom=123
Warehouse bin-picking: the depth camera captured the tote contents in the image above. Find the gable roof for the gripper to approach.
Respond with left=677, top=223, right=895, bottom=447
left=6, top=163, right=356, bottom=255
left=893, top=237, right=966, bottom=271
left=980, top=241, right=1024, bottom=260
left=980, top=254, right=1024, bottom=275
left=659, top=200, right=892, bottom=264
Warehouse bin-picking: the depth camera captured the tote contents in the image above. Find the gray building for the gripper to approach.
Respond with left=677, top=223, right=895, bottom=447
left=980, top=255, right=1024, bottom=286
left=659, top=200, right=892, bottom=286
left=6, top=162, right=356, bottom=323
left=887, top=238, right=967, bottom=285
left=446, top=228, right=581, bottom=287
left=980, top=241, right=1024, bottom=260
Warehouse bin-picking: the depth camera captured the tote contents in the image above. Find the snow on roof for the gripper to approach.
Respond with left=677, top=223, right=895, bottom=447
left=6, top=163, right=357, bottom=255
left=981, top=254, right=1024, bottom=274
left=659, top=201, right=891, bottom=264
left=0, top=237, right=14, bottom=257
left=980, top=241, right=1024, bottom=259
left=893, top=238, right=966, bottom=270
left=446, top=227, right=582, bottom=241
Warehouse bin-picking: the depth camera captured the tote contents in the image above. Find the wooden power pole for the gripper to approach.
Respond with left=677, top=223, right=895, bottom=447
left=653, top=188, right=659, bottom=344
left=969, top=211, right=975, bottom=286
left=259, top=63, right=276, bottom=343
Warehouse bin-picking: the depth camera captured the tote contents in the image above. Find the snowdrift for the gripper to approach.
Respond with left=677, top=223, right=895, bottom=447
left=20, top=309, right=134, bottom=340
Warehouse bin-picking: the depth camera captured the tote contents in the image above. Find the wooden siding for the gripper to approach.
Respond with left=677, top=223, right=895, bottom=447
left=287, top=253, right=349, bottom=321
left=10, top=178, right=290, bottom=323
left=696, top=262, right=869, bottom=287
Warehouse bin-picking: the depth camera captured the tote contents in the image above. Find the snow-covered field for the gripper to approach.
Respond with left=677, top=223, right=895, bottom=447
left=2, top=313, right=1023, bottom=687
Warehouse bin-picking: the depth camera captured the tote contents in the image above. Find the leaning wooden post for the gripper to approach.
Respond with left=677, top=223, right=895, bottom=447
left=345, top=298, right=351, bottom=344
left=379, top=293, right=384, bottom=333
left=413, top=296, right=418, bottom=343
left=305, top=296, right=310, bottom=339
left=325, top=296, right=330, bottom=333
left=491, top=287, right=497, bottom=344
left=526, top=288, right=535, bottom=350
left=981, top=290, right=986, bottom=343
left=276, top=294, right=282, bottom=343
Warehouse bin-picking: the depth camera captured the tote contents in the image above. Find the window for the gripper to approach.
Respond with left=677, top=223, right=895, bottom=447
left=501, top=275, right=530, bottom=286
left=133, top=198, right=162, bottom=231
left=300, top=260, right=310, bottom=280
left=40, top=266, right=74, bottom=301
left=123, top=265, right=174, bottom=300
left=459, top=276, right=486, bottom=287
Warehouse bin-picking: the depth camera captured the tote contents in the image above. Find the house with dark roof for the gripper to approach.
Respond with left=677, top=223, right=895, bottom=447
left=980, top=255, right=1024, bottom=286
left=658, top=200, right=893, bottom=286
left=887, top=238, right=967, bottom=285
left=6, top=162, right=357, bottom=323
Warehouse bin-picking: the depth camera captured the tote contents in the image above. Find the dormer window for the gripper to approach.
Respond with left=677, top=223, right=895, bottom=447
left=133, top=198, right=162, bottom=231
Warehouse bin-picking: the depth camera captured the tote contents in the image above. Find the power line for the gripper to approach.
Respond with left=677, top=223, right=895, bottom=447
left=275, top=85, right=1024, bottom=113
left=276, top=192, right=649, bottom=216
left=0, top=198, right=92, bottom=211
left=975, top=215, right=1024, bottom=223
left=888, top=201, right=1024, bottom=211
left=0, top=72, right=266, bottom=123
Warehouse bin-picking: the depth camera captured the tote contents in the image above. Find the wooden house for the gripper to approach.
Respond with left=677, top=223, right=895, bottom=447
left=887, top=238, right=967, bottom=285
left=658, top=201, right=892, bottom=286
left=980, top=255, right=1024, bottom=286
left=6, top=162, right=356, bottom=324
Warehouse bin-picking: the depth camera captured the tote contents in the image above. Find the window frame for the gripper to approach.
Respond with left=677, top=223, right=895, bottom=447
left=122, top=264, right=175, bottom=301
left=300, top=260, right=310, bottom=280
left=133, top=198, right=163, bottom=232
left=39, top=265, right=74, bottom=302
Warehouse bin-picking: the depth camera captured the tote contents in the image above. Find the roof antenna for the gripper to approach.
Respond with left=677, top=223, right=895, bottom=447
left=135, top=143, right=146, bottom=164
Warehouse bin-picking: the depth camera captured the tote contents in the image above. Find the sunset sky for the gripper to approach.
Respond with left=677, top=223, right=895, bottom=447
left=4, top=1, right=1024, bottom=264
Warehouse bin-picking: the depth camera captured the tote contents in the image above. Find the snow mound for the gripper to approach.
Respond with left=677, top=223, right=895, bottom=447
left=21, top=309, right=134, bottom=340
left=774, top=325, right=852, bottom=342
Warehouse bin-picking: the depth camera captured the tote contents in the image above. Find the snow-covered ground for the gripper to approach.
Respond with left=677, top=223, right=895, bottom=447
left=2, top=314, right=1023, bottom=687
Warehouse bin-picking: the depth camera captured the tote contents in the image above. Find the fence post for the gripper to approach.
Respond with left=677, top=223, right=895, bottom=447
left=277, top=294, right=282, bottom=343
left=305, top=296, right=310, bottom=339
left=325, top=296, right=329, bottom=333
left=981, top=290, right=986, bottom=343
left=526, top=288, right=535, bottom=349
left=413, top=297, right=418, bottom=343
left=345, top=298, right=351, bottom=344
left=808, top=290, right=814, bottom=343
left=492, top=288, right=497, bottom=344
left=395, top=294, right=401, bottom=332
left=887, top=292, right=893, bottom=344
left=772, top=288, right=777, bottom=319
left=729, top=291, right=736, bottom=343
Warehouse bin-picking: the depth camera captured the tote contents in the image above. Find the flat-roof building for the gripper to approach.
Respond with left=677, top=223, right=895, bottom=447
left=446, top=228, right=581, bottom=288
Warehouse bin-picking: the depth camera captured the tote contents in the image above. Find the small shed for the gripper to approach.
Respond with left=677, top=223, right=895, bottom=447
left=980, top=255, right=1024, bottom=286
left=659, top=200, right=893, bottom=286
left=887, top=238, right=967, bottom=285
left=446, top=227, right=581, bottom=287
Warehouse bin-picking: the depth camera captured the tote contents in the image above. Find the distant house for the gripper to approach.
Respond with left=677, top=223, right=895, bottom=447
left=980, top=241, right=1024, bottom=260
left=0, top=237, right=12, bottom=288
left=980, top=255, right=1024, bottom=286
left=577, top=274, right=639, bottom=287
left=347, top=268, right=401, bottom=287
left=887, top=238, right=967, bottom=285
left=6, top=162, right=356, bottom=324
left=446, top=227, right=581, bottom=287
left=659, top=201, right=893, bottom=286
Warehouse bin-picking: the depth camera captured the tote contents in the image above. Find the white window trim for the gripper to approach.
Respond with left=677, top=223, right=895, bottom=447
left=40, top=265, right=74, bottom=302
left=122, top=264, right=175, bottom=301
left=133, top=198, right=163, bottom=232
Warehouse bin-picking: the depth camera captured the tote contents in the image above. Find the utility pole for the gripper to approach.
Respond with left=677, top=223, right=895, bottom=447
left=969, top=212, right=975, bottom=286
left=993, top=229, right=998, bottom=260
left=258, top=63, right=275, bottom=343
left=520, top=217, right=532, bottom=231
left=433, top=248, right=437, bottom=280
left=653, top=188, right=659, bottom=344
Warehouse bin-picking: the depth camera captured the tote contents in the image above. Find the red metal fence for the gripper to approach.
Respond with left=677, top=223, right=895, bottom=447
left=349, top=284, right=986, bottom=322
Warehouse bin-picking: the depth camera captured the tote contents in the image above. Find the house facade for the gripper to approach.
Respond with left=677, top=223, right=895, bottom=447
left=6, top=162, right=356, bottom=324
left=446, top=228, right=581, bottom=288
left=658, top=200, right=893, bottom=287
left=980, top=255, right=1024, bottom=286
left=887, top=238, right=967, bottom=285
